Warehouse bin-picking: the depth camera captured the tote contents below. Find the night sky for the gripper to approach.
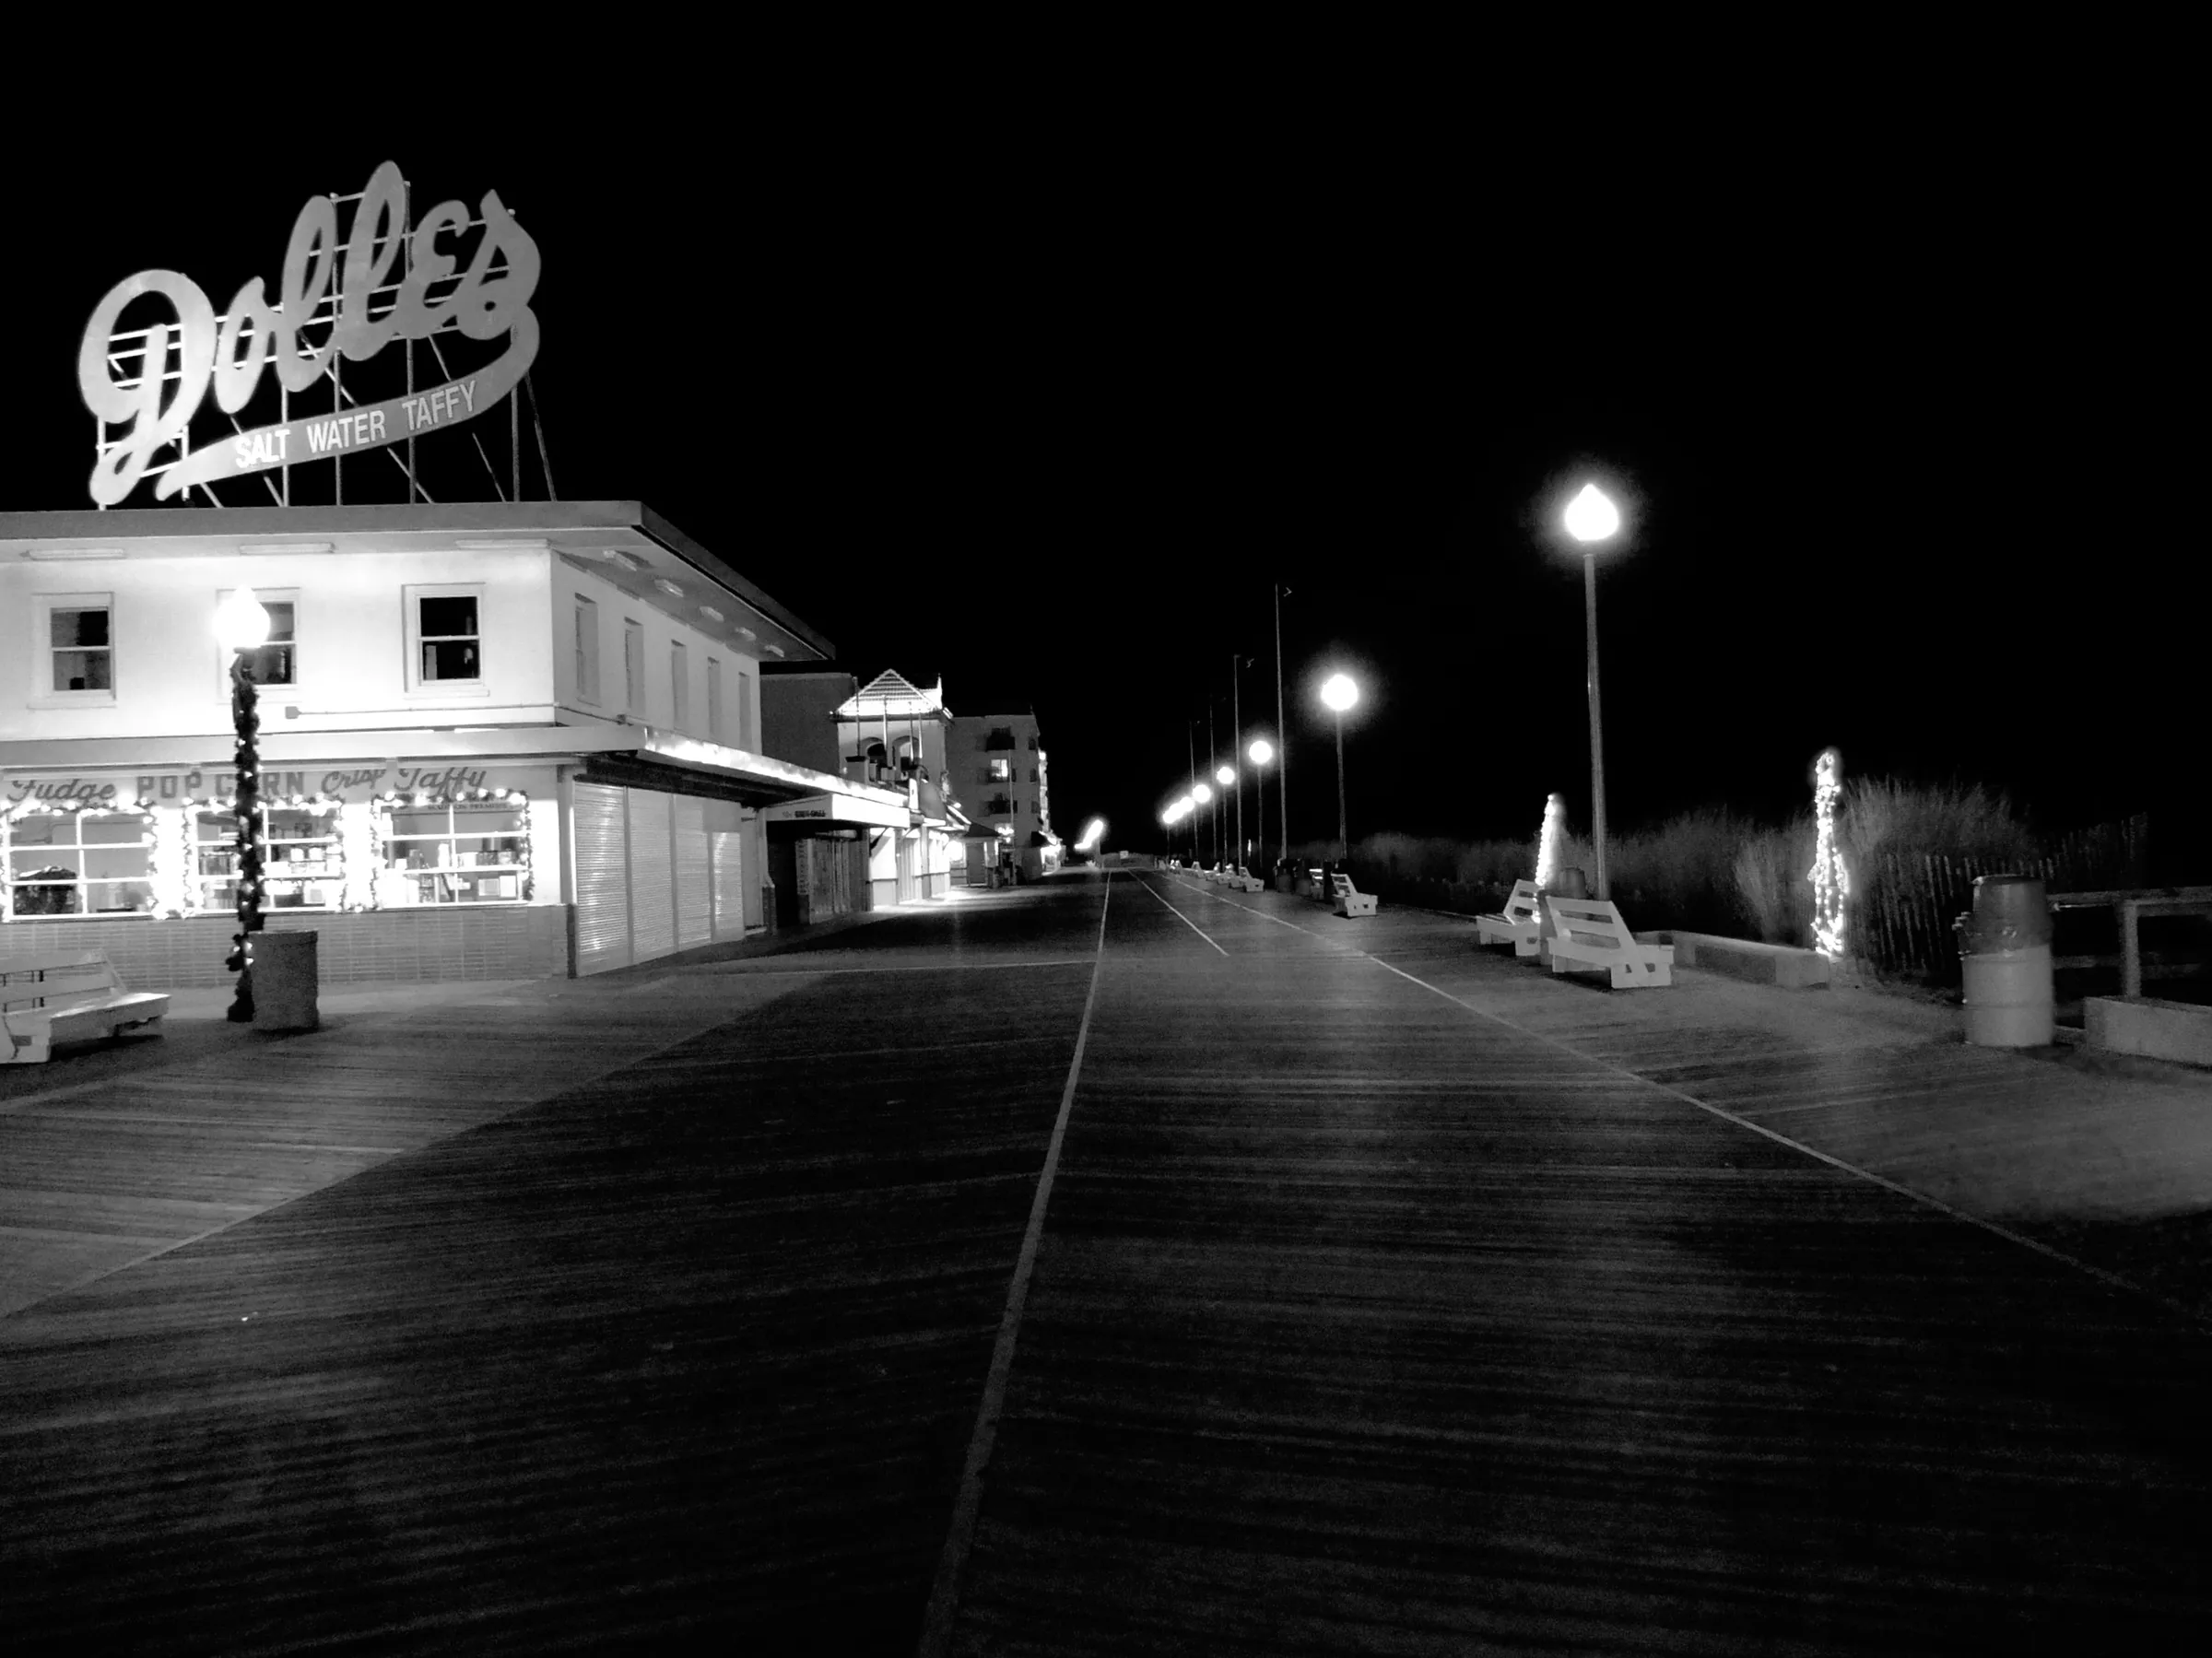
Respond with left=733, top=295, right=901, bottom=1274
left=6, top=113, right=2196, bottom=856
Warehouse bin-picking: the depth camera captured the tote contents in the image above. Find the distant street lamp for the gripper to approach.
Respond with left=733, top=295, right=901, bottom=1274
left=1318, top=672, right=1359, bottom=864
left=1247, top=737, right=1274, bottom=874
left=212, top=587, right=272, bottom=1022
left=1562, top=482, right=1622, bottom=899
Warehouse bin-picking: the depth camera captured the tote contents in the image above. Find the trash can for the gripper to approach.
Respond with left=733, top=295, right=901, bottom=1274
left=249, top=929, right=320, bottom=1032
left=1956, top=875, right=2052, bottom=1047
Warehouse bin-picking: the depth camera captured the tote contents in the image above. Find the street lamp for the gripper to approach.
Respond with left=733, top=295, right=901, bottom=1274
left=1318, top=672, right=1359, bottom=864
left=212, top=587, right=272, bottom=1022
left=1214, top=765, right=1236, bottom=871
left=1563, top=481, right=1622, bottom=899
left=1247, top=737, right=1274, bottom=875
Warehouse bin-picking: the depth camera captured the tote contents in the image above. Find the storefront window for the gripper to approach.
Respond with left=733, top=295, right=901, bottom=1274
left=382, top=802, right=527, bottom=904
left=194, top=806, right=340, bottom=911
left=3, top=810, right=155, bottom=916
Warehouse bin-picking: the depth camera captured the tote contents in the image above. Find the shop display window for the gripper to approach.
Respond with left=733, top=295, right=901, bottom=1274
left=194, top=806, right=340, bottom=911
left=3, top=810, right=154, bottom=916
left=382, top=802, right=527, bottom=904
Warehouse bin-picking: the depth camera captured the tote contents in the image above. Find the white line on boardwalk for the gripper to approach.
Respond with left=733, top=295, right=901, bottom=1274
left=1167, top=876, right=2199, bottom=1326
left=708, top=958, right=1098, bottom=977
left=918, top=873, right=1114, bottom=1656
left=1132, top=874, right=1230, bottom=955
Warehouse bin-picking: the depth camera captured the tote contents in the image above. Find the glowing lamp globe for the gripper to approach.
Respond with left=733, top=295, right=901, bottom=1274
left=1192, top=782, right=1213, bottom=805
left=1320, top=674, right=1359, bottom=713
left=1563, top=483, right=1621, bottom=545
left=1248, top=738, right=1274, bottom=766
left=213, top=587, right=272, bottom=652
left=1216, top=765, right=1236, bottom=787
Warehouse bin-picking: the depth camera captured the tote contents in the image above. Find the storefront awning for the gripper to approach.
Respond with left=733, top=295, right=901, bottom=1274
left=759, top=791, right=911, bottom=829
left=0, top=723, right=895, bottom=815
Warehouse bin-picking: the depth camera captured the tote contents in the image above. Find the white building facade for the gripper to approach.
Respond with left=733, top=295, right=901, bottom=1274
left=0, top=501, right=903, bottom=982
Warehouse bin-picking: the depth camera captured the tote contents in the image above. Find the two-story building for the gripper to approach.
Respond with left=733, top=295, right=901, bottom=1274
left=757, top=667, right=969, bottom=912
left=0, top=501, right=906, bottom=982
left=945, top=710, right=1060, bottom=883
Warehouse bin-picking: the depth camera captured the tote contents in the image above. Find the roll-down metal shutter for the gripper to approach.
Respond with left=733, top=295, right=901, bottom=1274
left=711, top=830, right=747, bottom=939
left=573, top=782, right=631, bottom=975
left=628, top=788, right=676, bottom=963
left=674, top=795, right=712, bottom=949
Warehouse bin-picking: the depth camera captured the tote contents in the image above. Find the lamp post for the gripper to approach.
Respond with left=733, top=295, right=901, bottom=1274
left=1248, top=737, right=1274, bottom=874
left=212, top=587, right=272, bottom=1022
left=1563, top=482, right=1622, bottom=900
left=1318, top=672, right=1359, bottom=864
left=1214, top=764, right=1236, bottom=871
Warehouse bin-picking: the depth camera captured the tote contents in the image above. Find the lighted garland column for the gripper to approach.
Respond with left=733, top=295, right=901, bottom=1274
left=225, top=653, right=265, bottom=1020
left=213, top=588, right=272, bottom=1023
left=1809, top=747, right=1849, bottom=958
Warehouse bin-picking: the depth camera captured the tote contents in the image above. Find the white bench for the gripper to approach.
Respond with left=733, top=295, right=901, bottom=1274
left=2, top=951, right=171, bottom=1064
left=1332, top=873, right=1378, bottom=918
left=1539, top=897, right=1674, bottom=988
left=1477, top=878, right=1547, bottom=957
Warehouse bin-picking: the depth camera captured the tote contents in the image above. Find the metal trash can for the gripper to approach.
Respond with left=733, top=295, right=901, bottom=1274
left=1956, top=875, right=2052, bottom=1047
left=249, top=929, right=320, bottom=1032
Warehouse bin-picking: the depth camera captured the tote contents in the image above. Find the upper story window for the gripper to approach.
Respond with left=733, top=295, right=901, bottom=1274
left=574, top=595, right=602, bottom=704
left=31, top=594, right=117, bottom=705
left=706, top=656, right=724, bottom=742
left=988, top=758, right=1012, bottom=782
left=624, top=619, right=645, bottom=715
left=52, top=603, right=112, bottom=691
left=406, top=586, right=483, bottom=690
left=737, top=670, right=756, bottom=748
left=216, top=591, right=296, bottom=689
left=984, top=726, right=1016, bottom=751
left=671, top=641, right=690, bottom=730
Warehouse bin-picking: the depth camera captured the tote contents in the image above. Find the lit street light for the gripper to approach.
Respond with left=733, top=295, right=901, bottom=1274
left=1247, top=737, right=1274, bottom=876
left=1563, top=481, right=1622, bottom=899
left=212, top=587, right=272, bottom=1022
left=1319, top=672, right=1359, bottom=864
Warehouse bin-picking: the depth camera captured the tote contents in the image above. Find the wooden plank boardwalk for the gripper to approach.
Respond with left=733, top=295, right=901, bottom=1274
left=5, top=870, right=2212, bottom=1653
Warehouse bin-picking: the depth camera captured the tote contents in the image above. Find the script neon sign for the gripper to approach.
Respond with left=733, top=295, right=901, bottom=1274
left=76, top=161, right=540, bottom=506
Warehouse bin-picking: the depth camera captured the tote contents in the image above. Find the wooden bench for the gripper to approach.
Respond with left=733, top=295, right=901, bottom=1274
left=1539, top=897, right=1674, bottom=988
left=1476, top=878, right=1547, bottom=958
left=2, top=951, right=171, bottom=1064
left=1332, top=873, right=1378, bottom=918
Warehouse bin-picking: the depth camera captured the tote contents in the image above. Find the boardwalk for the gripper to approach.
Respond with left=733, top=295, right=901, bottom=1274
left=6, top=871, right=2212, bottom=1653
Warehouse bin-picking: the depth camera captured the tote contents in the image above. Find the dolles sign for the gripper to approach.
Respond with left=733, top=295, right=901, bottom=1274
left=77, top=161, right=541, bottom=506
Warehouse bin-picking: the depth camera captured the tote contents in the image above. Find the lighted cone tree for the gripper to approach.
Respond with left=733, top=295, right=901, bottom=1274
left=1535, top=793, right=1568, bottom=891
left=1809, top=747, right=1850, bottom=958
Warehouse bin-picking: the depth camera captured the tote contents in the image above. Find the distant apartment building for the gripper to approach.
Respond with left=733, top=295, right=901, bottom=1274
left=946, top=711, right=1058, bottom=882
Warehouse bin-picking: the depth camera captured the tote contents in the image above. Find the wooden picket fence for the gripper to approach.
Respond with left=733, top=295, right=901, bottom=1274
left=1856, top=814, right=2148, bottom=981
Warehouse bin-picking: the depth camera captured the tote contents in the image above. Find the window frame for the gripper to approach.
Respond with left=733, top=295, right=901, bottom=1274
left=573, top=594, right=602, bottom=705
left=2, top=806, right=155, bottom=918
left=380, top=799, right=531, bottom=906
left=706, top=655, right=724, bottom=743
left=671, top=641, right=690, bottom=731
left=213, top=588, right=299, bottom=698
left=29, top=592, right=118, bottom=708
left=623, top=618, right=646, bottom=716
left=736, top=669, right=756, bottom=749
left=193, top=802, right=340, bottom=912
left=404, top=583, right=488, bottom=695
